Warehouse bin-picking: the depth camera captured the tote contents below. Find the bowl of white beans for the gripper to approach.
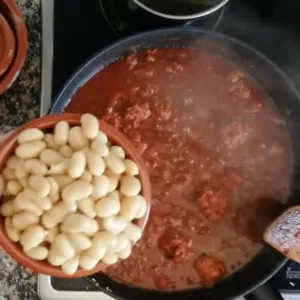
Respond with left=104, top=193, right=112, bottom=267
left=0, top=113, right=151, bottom=278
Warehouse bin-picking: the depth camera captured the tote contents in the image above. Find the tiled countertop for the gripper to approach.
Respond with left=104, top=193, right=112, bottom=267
left=0, top=0, right=40, bottom=299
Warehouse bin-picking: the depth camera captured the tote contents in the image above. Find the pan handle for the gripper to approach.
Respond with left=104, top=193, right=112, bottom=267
left=244, top=282, right=284, bottom=300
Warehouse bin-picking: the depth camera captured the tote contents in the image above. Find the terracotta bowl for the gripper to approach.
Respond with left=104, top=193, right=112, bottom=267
left=0, top=13, right=15, bottom=77
left=0, top=113, right=151, bottom=278
left=0, top=0, right=27, bottom=95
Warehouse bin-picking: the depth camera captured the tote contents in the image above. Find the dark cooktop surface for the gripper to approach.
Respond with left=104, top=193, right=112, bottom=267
left=51, top=0, right=300, bottom=293
left=53, top=0, right=300, bottom=97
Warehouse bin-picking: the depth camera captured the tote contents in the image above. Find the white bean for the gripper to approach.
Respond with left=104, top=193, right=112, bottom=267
left=62, top=255, right=79, bottom=275
left=61, top=213, right=92, bottom=234
left=104, top=153, right=125, bottom=174
left=68, top=151, right=86, bottom=179
left=4, top=217, right=20, bottom=242
left=24, top=159, right=48, bottom=175
left=51, top=175, right=74, bottom=189
left=135, top=196, right=147, bottom=219
left=18, top=128, right=44, bottom=144
left=54, top=121, right=70, bottom=146
left=42, top=202, right=77, bottom=229
left=120, top=195, right=144, bottom=221
left=59, top=145, right=73, bottom=158
left=110, top=146, right=125, bottom=160
left=92, top=231, right=118, bottom=248
left=86, top=151, right=105, bottom=176
left=12, top=211, right=39, bottom=231
left=95, top=194, right=120, bottom=218
left=95, top=131, right=108, bottom=144
left=44, top=133, right=59, bottom=150
left=124, top=159, right=139, bottom=176
left=47, top=160, right=69, bottom=175
left=109, top=190, right=120, bottom=199
left=79, top=170, right=93, bottom=182
left=81, top=147, right=90, bottom=154
left=22, top=184, right=49, bottom=206
left=62, top=180, right=93, bottom=203
left=1, top=200, right=14, bottom=216
left=124, top=223, right=142, bottom=243
left=84, top=245, right=106, bottom=261
left=13, top=191, right=42, bottom=216
left=68, top=126, right=88, bottom=151
left=79, top=252, right=100, bottom=270
left=19, top=177, right=29, bottom=189
left=78, top=197, right=96, bottom=218
left=40, top=149, right=64, bottom=166
left=84, top=219, right=99, bottom=237
left=20, top=225, right=47, bottom=251
left=28, top=175, right=51, bottom=197
left=15, top=140, right=46, bottom=159
left=25, top=246, right=49, bottom=260
left=7, top=180, right=22, bottom=196
left=111, top=234, right=130, bottom=252
left=2, top=167, right=17, bottom=180
left=31, top=196, right=52, bottom=211
left=6, top=155, right=20, bottom=170
left=41, top=215, right=56, bottom=229
left=107, top=175, right=119, bottom=193
left=47, top=252, right=66, bottom=266
left=103, top=216, right=127, bottom=234
left=118, top=243, right=132, bottom=259
left=15, top=160, right=28, bottom=184
left=90, top=139, right=109, bottom=157
left=105, top=169, right=121, bottom=180
left=80, top=114, right=99, bottom=139
left=45, top=226, right=59, bottom=243
left=120, top=176, right=141, bottom=197
left=68, top=233, right=92, bottom=250
left=91, top=175, right=109, bottom=200
left=50, top=234, right=75, bottom=260
left=102, top=251, right=118, bottom=265
left=47, top=177, right=60, bottom=203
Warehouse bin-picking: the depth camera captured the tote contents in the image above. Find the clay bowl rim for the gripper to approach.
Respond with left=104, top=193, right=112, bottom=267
left=0, top=12, right=15, bottom=77
left=0, top=113, right=151, bottom=278
left=0, top=0, right=28, bottom=95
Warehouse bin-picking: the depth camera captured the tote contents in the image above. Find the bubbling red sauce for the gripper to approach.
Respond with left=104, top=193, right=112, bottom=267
left=66, top=48, right=292, bottom=290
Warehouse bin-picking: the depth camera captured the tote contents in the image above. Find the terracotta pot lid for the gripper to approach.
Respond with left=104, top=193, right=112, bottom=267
left=0, top=12, right=15, bottom=77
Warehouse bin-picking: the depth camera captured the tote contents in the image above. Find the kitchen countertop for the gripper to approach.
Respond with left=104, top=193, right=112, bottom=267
left=0, top=0, right=41, bottom=299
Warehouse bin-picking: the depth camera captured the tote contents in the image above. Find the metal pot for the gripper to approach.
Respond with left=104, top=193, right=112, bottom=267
left=130, top=0, right=230, bottom=20
left=51, top=27, right=300, bottom=300
left=112, top=0, right=229, bottom=29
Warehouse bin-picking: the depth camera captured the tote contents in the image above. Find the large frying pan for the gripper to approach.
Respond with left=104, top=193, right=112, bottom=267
left=50, top=28, right=300, bottom=300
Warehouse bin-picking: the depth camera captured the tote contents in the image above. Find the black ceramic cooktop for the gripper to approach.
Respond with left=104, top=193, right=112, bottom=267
left=52, top=0, right=300, bottom=98
left=51, top=0, right=300, bottom=293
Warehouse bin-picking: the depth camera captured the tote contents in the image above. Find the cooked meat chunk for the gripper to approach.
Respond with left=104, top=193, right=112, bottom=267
left=194, top=254, right=226, bottom=286
left=197, top=190, right=227, bottom=221
left=158, top=229, right=193, bottom=264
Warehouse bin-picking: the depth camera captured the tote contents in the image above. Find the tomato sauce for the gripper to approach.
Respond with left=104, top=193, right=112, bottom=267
left=65, top=48, right=292, bottom=290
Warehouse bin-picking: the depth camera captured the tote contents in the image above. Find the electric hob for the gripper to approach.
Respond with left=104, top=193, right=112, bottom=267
left=38, top=0, right=300, bottom=299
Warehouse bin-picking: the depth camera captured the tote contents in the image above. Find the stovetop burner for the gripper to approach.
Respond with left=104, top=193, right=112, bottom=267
left=40, top=0, right=300, bottom=298
left=38, top=261, right=300, bottom=300
left=99, top=0, right=225, bottom=37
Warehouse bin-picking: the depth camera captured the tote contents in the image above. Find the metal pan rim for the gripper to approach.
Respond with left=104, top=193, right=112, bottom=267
left=131, top=0, right=230, bottom=20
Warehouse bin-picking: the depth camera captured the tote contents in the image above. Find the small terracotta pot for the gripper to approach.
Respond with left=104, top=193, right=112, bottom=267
left=0, top=13, right=15, bottom=77
left=0, top=113, right=151, bottom=278
left=0, top=0, right=27, bottom=95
